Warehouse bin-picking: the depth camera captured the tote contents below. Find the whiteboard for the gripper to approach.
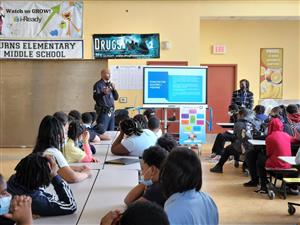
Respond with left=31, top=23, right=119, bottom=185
left=110, top=65, right=143, bottom=90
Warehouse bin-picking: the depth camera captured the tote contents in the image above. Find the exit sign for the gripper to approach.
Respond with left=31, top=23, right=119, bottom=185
left=212, top=44, right=226, bottom=54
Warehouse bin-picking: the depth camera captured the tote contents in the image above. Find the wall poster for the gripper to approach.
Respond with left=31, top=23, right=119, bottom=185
left=260, top=48, right=283, bottom=99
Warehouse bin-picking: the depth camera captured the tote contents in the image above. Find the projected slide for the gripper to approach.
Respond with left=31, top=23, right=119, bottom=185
left=144, top=67, right=207, bottom=105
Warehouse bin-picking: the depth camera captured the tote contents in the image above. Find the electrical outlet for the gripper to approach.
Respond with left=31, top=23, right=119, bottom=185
left=119, top=97, right=127, bottom=103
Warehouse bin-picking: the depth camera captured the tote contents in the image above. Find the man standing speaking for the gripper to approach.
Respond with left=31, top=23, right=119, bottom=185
left=93, top=69, right=119, bottom=131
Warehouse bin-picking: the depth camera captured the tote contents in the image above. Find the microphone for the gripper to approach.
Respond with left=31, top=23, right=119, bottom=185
left=106, top=81, right=114, bottom=90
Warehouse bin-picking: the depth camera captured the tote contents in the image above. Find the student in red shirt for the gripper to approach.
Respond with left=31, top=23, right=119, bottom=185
left=256, top=118, right=296, bottom=194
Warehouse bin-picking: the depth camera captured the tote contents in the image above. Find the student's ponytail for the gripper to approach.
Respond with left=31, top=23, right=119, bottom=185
left=121, top=118, right=143, bottom=136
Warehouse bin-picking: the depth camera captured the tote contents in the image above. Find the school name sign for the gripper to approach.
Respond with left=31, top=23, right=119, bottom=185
left=0, top=1, right=83, bottom=38
left=0, top=40, right=83, bottom=59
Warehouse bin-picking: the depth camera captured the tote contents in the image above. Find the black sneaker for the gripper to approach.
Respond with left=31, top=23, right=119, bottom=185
left=210, top=165, right=223, bottom=173
left=234, top=160, right=239, bottom=168
left=243, top=180, right=258, bottom=187
left=254, top=188, right=267, bottom=194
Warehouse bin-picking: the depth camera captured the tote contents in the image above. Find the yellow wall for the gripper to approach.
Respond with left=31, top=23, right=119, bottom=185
left=83, top=1, right=300, bottom=108
left=200, top=21, right=300, bottom=104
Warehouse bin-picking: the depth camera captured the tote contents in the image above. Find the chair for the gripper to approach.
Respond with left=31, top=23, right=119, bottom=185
left=265, top=167, right=299, bottom=200
left=283, top=178, right=300, bottom=215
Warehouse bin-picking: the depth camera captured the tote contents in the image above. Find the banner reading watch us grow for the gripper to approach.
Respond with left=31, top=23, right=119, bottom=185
left=0, top=1, right=83, bottom=38
left=260, top=48, right=283, bottom=99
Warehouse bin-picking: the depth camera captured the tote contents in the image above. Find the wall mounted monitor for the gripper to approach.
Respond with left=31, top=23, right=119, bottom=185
left=143, top=66, right=207, bottom=106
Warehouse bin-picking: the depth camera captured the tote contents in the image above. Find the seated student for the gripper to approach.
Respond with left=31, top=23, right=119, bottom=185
left=100, top=201, right=170, bottom=225
left=210, top=108, right=254, bottom=173
left=256, top=118, right=298, bottom=194
left=32, top=115, right=91, bottom=183
left=64, top=120, right=98, bottom=163
left=89, top=111, right=97, bottom=127
left=148, top=116, right=163, bottom=137
left=143, top=108, right=156, bottom=121
left=82, top=112, right=110, bottom=141
left=156, top=133, right=178, bottom=153
left=124, top=146, right=168, bottom=207
left=244, top=106, right=299, bottom=187
left=228, top=103, right=239, bottom=123
left=160, top=147, right=218, bottom=225
left=286, top=104, right=300, bottom=137
left=253, top=105, right=268, bottom=122
left=111, top=118, right=158, bottom=157
left=133, top=114, right=149, bottom=129
left=7, top=154, right=77, bottom=217
left=210, top=104, right=239, bottom=159
left=0, top=174, right=33, bottom=225
left=114, top=109, right=130, bottom=130
left=68, top=110, right=82, bottom=122
left=53, top=111, right=70, bottom=139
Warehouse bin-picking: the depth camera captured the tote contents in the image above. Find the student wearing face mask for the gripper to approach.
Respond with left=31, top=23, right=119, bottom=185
left=0, top=174, right=33, bottom=225
left=124, top=146, right=168, bottom=207
left=231, top=79, right=254, bottom=110
left=63, top=120, right=98, bottom=163
left=210, top=104, right=239, bottom=160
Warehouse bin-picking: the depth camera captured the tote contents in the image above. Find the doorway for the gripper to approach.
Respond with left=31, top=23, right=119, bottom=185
left=201, top=64, right=237, bottom=134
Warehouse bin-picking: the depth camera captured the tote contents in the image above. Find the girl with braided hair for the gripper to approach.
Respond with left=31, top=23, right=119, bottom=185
left=7, top=153, right=77, bottom=217
left=111, top=118, right=158, bottom=157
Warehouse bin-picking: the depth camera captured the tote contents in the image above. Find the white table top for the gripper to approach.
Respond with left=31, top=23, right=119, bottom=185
left=278, top=156, right=297, bottom=165
left=226, top=129, right=234, bottom=134
left=93, top=131, right=119, bottom=145
left=216, top=122, right=234, bottom=128
left=34, top=170, right=99, bottom=225
left=77, top=169, right=138, bottom=225
left=69, top=145, right=109, bottom=170
left=248, top=139, right=266, bottom=145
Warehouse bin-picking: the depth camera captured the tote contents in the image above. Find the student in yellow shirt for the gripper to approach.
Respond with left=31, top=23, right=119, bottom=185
left=64, top=120, right=98, bottom=163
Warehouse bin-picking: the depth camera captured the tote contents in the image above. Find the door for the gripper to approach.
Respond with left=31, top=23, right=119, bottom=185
left=201, top=64, right=237, bottom=134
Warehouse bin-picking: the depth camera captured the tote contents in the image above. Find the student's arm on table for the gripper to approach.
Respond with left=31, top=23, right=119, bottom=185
left=58, top=165, right=91, bottom=183
left=99, top=133, right=111, bottom=140
left=111, top=131, right=129, bottom=156
left=100, top=210, right=121, bottom=225
left=124, top=183, right=147, bottom=205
